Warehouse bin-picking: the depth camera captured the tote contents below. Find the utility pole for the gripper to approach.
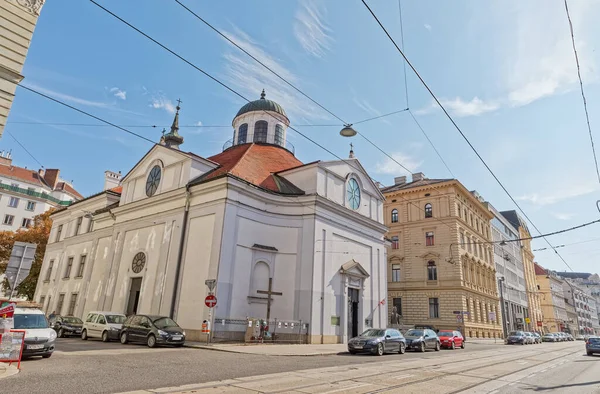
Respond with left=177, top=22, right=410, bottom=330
left=498, top=277, right=507, bottom=339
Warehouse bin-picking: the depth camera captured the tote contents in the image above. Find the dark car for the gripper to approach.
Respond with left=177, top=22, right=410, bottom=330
left=49, top=315, right=83, bottom=338
left=348, top=328, right=406, bottom=356
left=404, top=328, right=440, bottom=352
left=506, top=330, right=527, bottom=345
left=586, top=336, right=600, bottom=356
left=119, top=315, right=185, bottom=348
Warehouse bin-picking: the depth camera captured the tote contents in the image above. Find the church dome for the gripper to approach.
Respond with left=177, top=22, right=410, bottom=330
left=235, top=90, right=287, bottom=120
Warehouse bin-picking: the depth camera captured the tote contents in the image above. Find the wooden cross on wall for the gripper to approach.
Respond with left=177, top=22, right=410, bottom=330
left=256, top=277, right=282, bottom=321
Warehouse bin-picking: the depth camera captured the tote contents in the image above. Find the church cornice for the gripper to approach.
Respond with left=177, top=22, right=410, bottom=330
left=6, top=0, right=45, bottom=15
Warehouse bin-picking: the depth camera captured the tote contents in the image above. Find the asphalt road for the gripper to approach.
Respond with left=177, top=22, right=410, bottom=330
left=5, top=338, right=498, bottom=394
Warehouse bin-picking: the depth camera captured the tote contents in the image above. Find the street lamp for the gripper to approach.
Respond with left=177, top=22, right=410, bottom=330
left=498, top=276, right=508, bottom=339
left=339, top=124, right=357, bottom=137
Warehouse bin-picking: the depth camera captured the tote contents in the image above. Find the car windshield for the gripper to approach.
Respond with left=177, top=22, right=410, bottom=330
left=152, top=317, right=179, bottom=329
left=62, top=317, right=83, bottom=324
left=588, top=337, right=600, bottom=344
left=14, top=314, right=48, bottom=329
left=106, top=315, right=126, bottom=324
left=359, top=329, right=385, bottom=337
left=438, top=331, right=454, bottom=337
left=509, top=331, right=523, bottom=336
left=405, top=329, right=424, bottom=337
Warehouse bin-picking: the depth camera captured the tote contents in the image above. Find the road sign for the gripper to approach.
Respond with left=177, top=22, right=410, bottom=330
left=205, top=279, right=216, bottom=292
left=537, top=321, right=543, bottom=327
left=488, top=312, right=496, bottom=322
left=453, top=311, right=462, bottom=315
left=525, top=317, right=531, bottom=324
left=456, top=314, right=463, bottom=323
left=4, top=242, right=37, bottom=297
left=204, top=294, right=217, bottom=308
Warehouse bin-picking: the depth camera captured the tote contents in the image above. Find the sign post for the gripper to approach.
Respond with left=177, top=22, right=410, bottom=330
left=204, top=294, right=217, bottom=345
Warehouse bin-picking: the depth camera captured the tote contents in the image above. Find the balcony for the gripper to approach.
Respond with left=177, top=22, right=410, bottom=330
left=0, top=183, right=73, bottom=206
left=222, top=139, right=295, bottom=155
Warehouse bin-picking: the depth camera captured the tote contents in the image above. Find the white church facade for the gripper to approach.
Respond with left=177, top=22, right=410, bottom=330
left=34, top=93, right=388, bottom=343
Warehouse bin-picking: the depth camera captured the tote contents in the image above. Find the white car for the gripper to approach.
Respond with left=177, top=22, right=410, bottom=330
left=81, top=311, right=126, bottom=342
left=13, top=307, right=56, bottom=358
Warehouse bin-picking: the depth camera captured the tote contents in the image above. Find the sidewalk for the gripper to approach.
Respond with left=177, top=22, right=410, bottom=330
left=0, top=363, right=19, bottom=380
left=184, top=337, right=502, bottom=356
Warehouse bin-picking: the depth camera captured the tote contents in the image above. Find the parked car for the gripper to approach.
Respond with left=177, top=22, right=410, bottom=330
left=506, top=331, right=528, bottom=345
left=586, top=336, right=600, bottom=356
left=531, top=332, right=542, bottom=344
left=576, top=335, right=585, bottom=341
left=542, top=333, right=557, bottom=342
left=81, top=311, right=126, bottom=342
left=523, top=332, right=535, bottom=344
left=13, top=307, right=56, bottom=358
left=556, top=332, right=567, bottom=342
left=437, top=330, right=465, bottom=350
left=119, top=314, right=185, bottom=348
left=348, top=328, right=406, bottom=356
left=565, top=333, right=574, bottom=341
left=403, top=328, right=440, bottom=352
left=49, top=315, right=83, bottom=338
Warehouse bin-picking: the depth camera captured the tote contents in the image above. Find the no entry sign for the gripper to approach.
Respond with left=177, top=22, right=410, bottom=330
left=205, top=294, right=217, bottom=308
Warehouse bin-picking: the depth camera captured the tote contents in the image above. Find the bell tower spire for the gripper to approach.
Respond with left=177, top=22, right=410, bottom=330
left=163, top=98, right=184, bottom=150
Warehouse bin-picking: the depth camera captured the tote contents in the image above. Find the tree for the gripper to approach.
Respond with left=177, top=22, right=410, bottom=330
left=0, top=209, right=53, bottom=300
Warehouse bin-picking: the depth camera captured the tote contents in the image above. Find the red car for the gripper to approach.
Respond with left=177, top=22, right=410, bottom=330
left=437, top=330, right=465, bottom=349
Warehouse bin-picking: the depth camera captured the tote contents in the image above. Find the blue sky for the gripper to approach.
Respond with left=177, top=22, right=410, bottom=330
left=4, top=0, right=600, bottom=273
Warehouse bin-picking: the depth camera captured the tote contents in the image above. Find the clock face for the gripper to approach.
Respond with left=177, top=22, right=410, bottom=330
left=347, top=178, right=361, bottom=210
left=146, top=165, right=161, bottom=197
left=132, top=252, right=146, bottom=274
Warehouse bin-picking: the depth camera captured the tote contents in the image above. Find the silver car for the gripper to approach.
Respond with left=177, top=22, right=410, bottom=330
left=81, top=311, right=126, bottom=342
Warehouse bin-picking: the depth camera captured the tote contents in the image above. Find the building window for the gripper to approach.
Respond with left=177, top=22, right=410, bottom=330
left=424, top=203, right=433, bottom=218
left=45, top=260, right=54, bottom=281
left=393, top=297, right=402, bottom=316
left=26, top=201, right=36, bottom=211
left=391, top=209, right=398, bottom=223
left=39, top=296, right=45, bottom=309
left=238, top=123, right=248, bottom=144
left=56, top=293, right=65, bottom=315
left=21, top=218, right=32, bottom=228
left=274, top=124, right=284, bottom=145
left=56, top=224, right=63, bottom=242
left=391, top=236, right=399, bottom=249
left=76, top=255, right=86, bottom=278
left=392, top=264, right=401, bottom=282
left=67, top=293, right=78, bottom=316
left=460, top=233, right=465, bottom=248
left=464, top=208, right=467, bottom=219
left=429, top=297, right=440, bottom=318
left=254, top=121, right=268, bottom=143
left=467, top=237, right=472, bottom=253
left=457, top=203, right=462, bottom=218
left=3, top=215, right=14, bottom=226
left=425, top=231, right=434, bottom=246
left=8, top=197, right=18, bottom=208
left=75, top=216, right=83, bottom=236
left=427, top=261, right=438, bottom=281
left=64, top=257, right=74, bottom=278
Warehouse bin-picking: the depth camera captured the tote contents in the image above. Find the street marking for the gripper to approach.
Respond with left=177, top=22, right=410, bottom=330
left=321, top=383, right=371, bottom=394
left=394, top=374, right=414, bottom=380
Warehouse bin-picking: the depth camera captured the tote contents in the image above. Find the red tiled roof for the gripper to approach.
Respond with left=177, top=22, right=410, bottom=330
left=56, top=182, right=84, bottom=199
left=205, top=143, right=303, bottom=192
left=534, top=263, right=547, bottom=276
left=0, top=164, right=47, bottom=187
left=110, top=186, right=123, bottom=194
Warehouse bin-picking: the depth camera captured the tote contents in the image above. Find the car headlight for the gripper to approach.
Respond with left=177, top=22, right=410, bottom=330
left=367, top=340, right=379, bottom=345
left=182, top=331, right=186, bottom=336
left=110, top=327, right=119, bottom=331
left=48, top=330, right=57, bottom=342
left=158, top=330, right=169, bottom=336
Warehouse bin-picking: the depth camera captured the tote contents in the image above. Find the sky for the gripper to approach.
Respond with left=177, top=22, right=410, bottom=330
left=4, top=0, right=600, bottom=273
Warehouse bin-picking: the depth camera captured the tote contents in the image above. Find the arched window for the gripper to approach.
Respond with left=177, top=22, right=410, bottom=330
left=254, top=121, right=268, bottom=143
left=238, top=123, right=248, bottom=144
left=274, top=124, right=284, bottom=146
left=251, top=261, right=270, bottom=296
left=391, top=209, right=398, bottom=223
left=427, top=261, right=437, bottom=281
left=424, top=203, right=432, bottom=218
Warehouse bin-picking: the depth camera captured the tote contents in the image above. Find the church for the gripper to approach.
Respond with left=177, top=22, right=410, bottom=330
left=33, top=92, right=389, bottom=344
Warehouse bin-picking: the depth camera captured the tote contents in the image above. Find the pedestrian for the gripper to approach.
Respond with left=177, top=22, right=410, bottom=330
left=48, top=310, right=56, bottom=320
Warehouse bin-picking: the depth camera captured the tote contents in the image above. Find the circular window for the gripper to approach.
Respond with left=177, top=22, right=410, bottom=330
left=146, top=165, right=162, bottom=197
left=132, top=252, right=146, bottom=273
left=347, top=178, right=361, bottom=210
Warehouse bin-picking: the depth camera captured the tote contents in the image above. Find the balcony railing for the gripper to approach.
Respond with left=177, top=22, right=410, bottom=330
left=0, top=183, right=73, bottom=206
left=222, top=139, right=295, bottom=155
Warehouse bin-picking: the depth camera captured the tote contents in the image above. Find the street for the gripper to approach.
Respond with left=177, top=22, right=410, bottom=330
left=2, top=339, right=595, bottom=393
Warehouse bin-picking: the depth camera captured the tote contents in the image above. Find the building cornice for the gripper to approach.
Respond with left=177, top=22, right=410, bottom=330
left=5, top=0, right=45, bottom=15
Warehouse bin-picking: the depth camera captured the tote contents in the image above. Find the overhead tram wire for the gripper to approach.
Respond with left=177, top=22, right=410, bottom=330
left=398, top=0, right=409, bottom=108
left=88, top=0, right=460, bottom=232
left=5, top=130, right=45, bottom=168
left=564, top=0, right=600, bottom=184
left=408, top=110, right=455, bottom=177
left=361, top=0, right=575, bottom=272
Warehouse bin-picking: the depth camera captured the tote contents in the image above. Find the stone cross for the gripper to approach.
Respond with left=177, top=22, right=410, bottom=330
left=257, top=277, right=282, bottom=322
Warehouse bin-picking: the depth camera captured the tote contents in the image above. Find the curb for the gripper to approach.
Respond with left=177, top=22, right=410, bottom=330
left=183, top=343, right=344, bottom=356
left=0, top=364, right=19, bottom=380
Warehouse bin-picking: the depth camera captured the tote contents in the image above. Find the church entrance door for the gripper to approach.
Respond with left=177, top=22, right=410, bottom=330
left=348, top=288, right=359, bottom=338
left=126, top=278, right=142, bottom=315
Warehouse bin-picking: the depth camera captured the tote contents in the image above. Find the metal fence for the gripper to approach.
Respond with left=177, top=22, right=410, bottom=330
left=212, top=317, right=309, bottom=344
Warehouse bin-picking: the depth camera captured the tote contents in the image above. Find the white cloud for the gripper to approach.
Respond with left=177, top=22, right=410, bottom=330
left=195, top=121, right=203, bottom=126
left=424, top=24, right=432, bottom=31
left=110, top=87, right=126, bottom=100
left=221, top=27, right=332, bottom=122
left=439, top=97, right=499, bottom=117
left=517, top=182, right=599, bottom=206
left=149, top=95, right=176, bottom=114
left=25, top=83, right=109, bottom=108
left=375, top=152, right=422, bottom=175
left=552, top=212, right=575, bottom=221
left=294, top=0, right=333, bottom=58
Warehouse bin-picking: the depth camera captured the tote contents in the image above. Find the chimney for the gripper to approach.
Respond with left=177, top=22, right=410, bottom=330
left=44, top=169, right=60, bottom=189
left=412, top=172, right=425, bottom=182
left=0, top=151, right=12, bottom=166
left=38, top=168, right=45, bottom=177
left=104, top=170, right=122, bottom=191
left=394, top=176, right=407, bottom=185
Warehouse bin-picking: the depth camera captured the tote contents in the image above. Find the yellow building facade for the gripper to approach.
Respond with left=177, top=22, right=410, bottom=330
left=383, top=174, right=502, bottom=339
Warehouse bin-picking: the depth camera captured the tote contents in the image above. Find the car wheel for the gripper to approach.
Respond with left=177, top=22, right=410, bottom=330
left=419, top=342, right=426, bottom=353
left=587, top=352, right=593, bottom=356
left=461, top=341, right=465, bottom=349
left=451, top=341, right=455, bottom=350
left=147, top=334, right=157, bottom=348
left=81, top=329, right=88, bottom=340
left=120, top=332, right=128, bottom=344
left=42, top=353, right=52, bottom=359
left=521, top=341, right=525, bottom=345
left=435, top=342, right=440, bottom=352
left=399, top=342, right=406, bottom=354
left=58, top=328, right=64, bottom=338
left=102, top=331, right=109, bottom=342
